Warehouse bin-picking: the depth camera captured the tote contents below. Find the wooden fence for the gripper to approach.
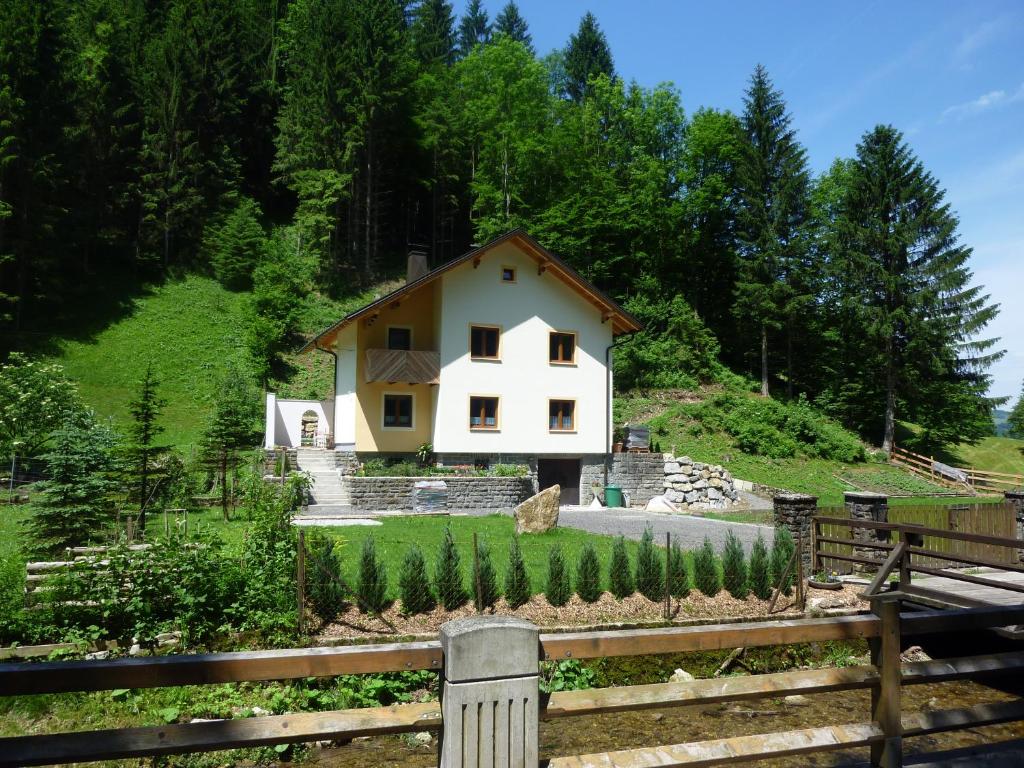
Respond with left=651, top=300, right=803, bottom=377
left=3, top=601, right=1024, bottom=767
left=891, top=445, right=1024, bottom=493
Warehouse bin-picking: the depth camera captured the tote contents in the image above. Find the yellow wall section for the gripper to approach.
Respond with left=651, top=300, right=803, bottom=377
left=354, top=286, right=436, bottom=452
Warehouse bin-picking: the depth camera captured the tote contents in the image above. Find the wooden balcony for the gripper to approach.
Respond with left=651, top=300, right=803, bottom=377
left=364, top=348, right=440, bottom=384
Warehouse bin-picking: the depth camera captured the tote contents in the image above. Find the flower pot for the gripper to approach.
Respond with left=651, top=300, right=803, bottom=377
left=807, top=578, right=843, bottom=591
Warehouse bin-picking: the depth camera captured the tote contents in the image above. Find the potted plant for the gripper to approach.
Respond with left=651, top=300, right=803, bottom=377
left=808, top=570, right=843, bottom=590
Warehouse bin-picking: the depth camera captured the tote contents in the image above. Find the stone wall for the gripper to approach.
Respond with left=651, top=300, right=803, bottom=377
left=845, top=492, right=889, bottom=571
left=659, top=455, right=740, bottom=510
left=773, top=493, right=817, bottom=572
left=262, top=448, right=297, bottom=476
left=347, top=475, right=534, bottom=511
left=579, top=453, right=665, bottom=506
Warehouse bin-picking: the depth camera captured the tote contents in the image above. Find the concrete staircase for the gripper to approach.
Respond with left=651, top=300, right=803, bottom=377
left=294, top=448, right=351, bottom=511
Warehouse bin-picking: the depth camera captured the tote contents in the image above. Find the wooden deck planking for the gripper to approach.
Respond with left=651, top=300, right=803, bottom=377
left=911, top=568, right=1024, bottom=607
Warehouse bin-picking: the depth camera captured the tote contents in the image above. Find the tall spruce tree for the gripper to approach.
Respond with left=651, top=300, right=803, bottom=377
left=833, top=125, right=1003, bottom=451
left=456, top=0, right=490, bottom=58
left=200, top=366, right=261, bottom=520
left=1008, top=383, right=1024, bottom=439
left=493, top=1, right=532, bottom=53
left=563, top=12, right=614, bottom=103
left=412, top=0, right=456, bottom=66
left=125, top=364, right=169, bottom=533
left=734, top=64, right=811, bottom=397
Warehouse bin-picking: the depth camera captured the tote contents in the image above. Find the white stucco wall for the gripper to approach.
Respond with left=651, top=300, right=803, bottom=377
left=432, top=242, right=613, bottom=455
left=334, top=324, right=357, bottom=448
left=268, top=398, right=334, bottom=448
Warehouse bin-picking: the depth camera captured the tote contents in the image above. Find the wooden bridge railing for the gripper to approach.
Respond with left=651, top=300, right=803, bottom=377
left=891, top=445, right=1024, bottom=492
left=3, top=604, right=1024, bottom=767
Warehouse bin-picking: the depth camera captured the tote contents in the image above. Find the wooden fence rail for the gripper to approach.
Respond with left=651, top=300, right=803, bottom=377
left=890, top=445, right=1024, bottom=492
left=3, top=605, right=1024, bottom=767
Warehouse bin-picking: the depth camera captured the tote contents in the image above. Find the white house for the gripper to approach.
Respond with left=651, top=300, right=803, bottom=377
left=264, top=230, right=642, bottom=504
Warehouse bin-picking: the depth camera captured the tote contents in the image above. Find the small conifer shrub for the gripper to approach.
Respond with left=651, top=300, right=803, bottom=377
left=635, top=526, right=665, bottom=601
left=667, top=541, right=690, bottom=598
left=722, top=530, right=748, bottom=599
left=356, top=537, right=388, bottom=614
left=434, top=526, right=468, bottom=610
left=770, top=527, right=796, bottom=596
left=504, top=536, right=531, bottom=608
left=693, top=537, right=721, bottom=597
left=576, top=543, right=602, bottom=603
left=472, top=540, right=500, bottom=610
left=609, top=536, right=634, bottom=599
left=545, top=545, right=571, bottom=607
left=749, top=534, right=772, bottom=600
left=399, top=544, right=435, bottom=615
left=306, top=531, right=347, bottom=623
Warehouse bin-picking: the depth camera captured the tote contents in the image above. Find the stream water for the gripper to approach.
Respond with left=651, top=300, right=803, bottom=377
left=308, top=678, right=1024, bottom=767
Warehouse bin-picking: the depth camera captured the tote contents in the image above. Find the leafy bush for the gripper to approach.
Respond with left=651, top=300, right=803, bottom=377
left=721, top=531, right=748, bottom=599
left=504, top=536, right=531, bottom=608
left=609, top=536, right=634, bottom=599
left=576, top=544, right=602, bottom=603
left=356, top=537, right=388, bottom=614
left=667, top=541, right=690, bottom=598
left=540, top=659, right=596, bottom=693
left=472, top=540, right=500, bottom=610
left=399, top=545, right=435, bottom=615
left=305, top=531, right=347, bottom=624
left=635, top=526, right=664, bottom=602
left=545, top=546, right=571, bottom=607
left=693, top=537, right=721, bottom=597
left=771, top=527, right=796, bottom=596
left=748, top=533, right=772, bottom=600
left=434, top=527, right=468, bottom=610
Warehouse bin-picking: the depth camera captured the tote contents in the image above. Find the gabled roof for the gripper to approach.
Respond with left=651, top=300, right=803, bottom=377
left=300, top=230, right=642, bottom=352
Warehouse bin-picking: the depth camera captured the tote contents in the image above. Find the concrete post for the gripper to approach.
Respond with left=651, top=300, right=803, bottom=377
left=1004, top=491, right=1024, bottom=563
left=439, top=616, right=539, bottom=768
left=773, top=493, right=817, bottom=574
left=845, top=492, right=889, bottom=573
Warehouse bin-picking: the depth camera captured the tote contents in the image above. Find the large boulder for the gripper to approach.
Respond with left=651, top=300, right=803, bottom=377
left=514, top=485, right=560, bottom=534
left=645, top=494, right=681, bottom=514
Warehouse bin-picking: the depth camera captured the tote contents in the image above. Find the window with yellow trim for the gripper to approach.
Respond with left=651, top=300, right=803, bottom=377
left=549, top=332, right=576, bottom=364
left=469, top=396, right=499, bottom=430
left=549, top=400, right=575, bottom=431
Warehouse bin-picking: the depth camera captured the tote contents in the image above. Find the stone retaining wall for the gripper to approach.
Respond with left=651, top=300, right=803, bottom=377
left=347, top=475, right=535, bottom=511
left=773, top=493, right=817, bottom=572
left=579, top=453, right=664, bottom=506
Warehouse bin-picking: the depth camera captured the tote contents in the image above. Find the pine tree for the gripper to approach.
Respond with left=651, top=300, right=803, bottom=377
left=693, top=537, right=721, bottom=597
left=667, top=541, right=690, bottom=599
left=399, top=544, right=436, bottom=615
left=27, top=420, right=119, bottom=557
left=356, top=536, right=389, bottom=614
left=412, top=0, right=456, bottom=66
left=576, top=544, right=602, bottom=603
left=609, top=536, right=634, bottom=599
left=770, top=528, right=795, bottom=597
left=1008, top=382, right=1024, bottom=439
left=722, top=531, right=748, bottom=599
left=635, top=526, right=664, bottom=601
left=199, top=365, right=261, bottom=521
left=749, top=534, right=772, bottom=600
left=563, top=12, right=614, bottom=103
left=493, top=1, right=532, bottom=53
left=833, top=125, right=1004, bottom=451
left=473, top=539, right=500, bottom=610
left=504, top=536, right=531, bottom=608
left=306, top=531, right=347, bottom=623
left=203, top=197, right=267, bottom=289
left=456, top=0, right=489, bottom=58
left=434, top=526, right=468, bottom=609
left=125, top=364, right=169, bottom=533
left=734, top=64, right=811, bottom=398
left=545, top=545, right=571, bottom=607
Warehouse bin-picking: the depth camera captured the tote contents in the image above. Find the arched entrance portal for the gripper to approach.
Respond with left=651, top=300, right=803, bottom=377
left=300, top=410, right=319, bottom=446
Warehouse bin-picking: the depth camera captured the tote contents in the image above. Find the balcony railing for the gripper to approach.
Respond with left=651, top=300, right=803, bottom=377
left=364, top=348, right=440, bottom=384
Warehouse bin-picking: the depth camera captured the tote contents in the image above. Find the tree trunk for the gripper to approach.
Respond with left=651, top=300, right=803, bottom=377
left=760, top=324, right=769, bottom=397
left=365, top=125, right=373, bottom=274
left=786, top=315, right=794, bottom=400
left=138, top=452, right=149, bottom=537
left=882, top=335, right=896, bottom=454
left=220, top=450, right=229, bottom=522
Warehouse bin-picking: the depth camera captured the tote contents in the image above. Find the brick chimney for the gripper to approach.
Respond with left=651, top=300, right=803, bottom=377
left=407, top=248, right=429, bottom=284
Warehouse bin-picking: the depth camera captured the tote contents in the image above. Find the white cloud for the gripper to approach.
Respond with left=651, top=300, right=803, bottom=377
left=941, top=83, right=1024, bottom=122
left=953, top=19, right=1005, bottom=67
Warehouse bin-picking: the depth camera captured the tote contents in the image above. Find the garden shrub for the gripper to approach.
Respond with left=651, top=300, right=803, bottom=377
left=305, top=531, right=347, bottom=624
left=770, top=527, right=796, bottom=596
left=609, top=536, right=634, bottom=599
left=576, top=544, right=602, bottom=603
left=693, top=537, right=721, bottom=597
left=434, top=527, right=468, bottom=610
left=399, top=545, right=435, bottom=615
left=545, top=546, right=571, bottom=607
left=721, top=530, right=748, bottom=599
left=748, top=534, right=772, bottom=599
left=504, top=536, right=531, bottom=608
left=667, top=541, right=690, bottom=598
left=356, top=537, right=388, bottom=614
left=472, top=540, right=500, bottom=611
left=635, top=526, right=664, bottom=602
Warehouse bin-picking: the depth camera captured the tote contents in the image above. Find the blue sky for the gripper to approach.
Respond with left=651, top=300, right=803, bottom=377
left=454, top=1, right=1024, bottom=406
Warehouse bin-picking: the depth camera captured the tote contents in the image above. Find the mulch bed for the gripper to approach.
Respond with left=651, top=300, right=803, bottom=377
left=317, top=584, right=868, bottom=640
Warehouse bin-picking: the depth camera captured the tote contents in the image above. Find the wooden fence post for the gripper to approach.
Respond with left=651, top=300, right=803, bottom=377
left=664, top=532, right=671, bottom=621
left=439, top=617, right=539, bottom=768
left=870, top=597, right=902, bottom=767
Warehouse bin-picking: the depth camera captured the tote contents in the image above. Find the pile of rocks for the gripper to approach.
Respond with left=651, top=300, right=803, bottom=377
left=656, top=455, right=740, bottom=511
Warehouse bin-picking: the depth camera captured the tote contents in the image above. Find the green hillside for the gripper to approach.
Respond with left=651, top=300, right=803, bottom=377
left=947, top=436, right=1024, bottom=477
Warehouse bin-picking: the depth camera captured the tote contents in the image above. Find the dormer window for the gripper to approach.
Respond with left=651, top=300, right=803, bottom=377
left=501, top=266, right=516, bottom=283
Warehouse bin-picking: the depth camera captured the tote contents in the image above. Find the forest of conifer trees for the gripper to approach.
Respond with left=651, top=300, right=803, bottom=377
left=0, top=0, right=1004, bottom=450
